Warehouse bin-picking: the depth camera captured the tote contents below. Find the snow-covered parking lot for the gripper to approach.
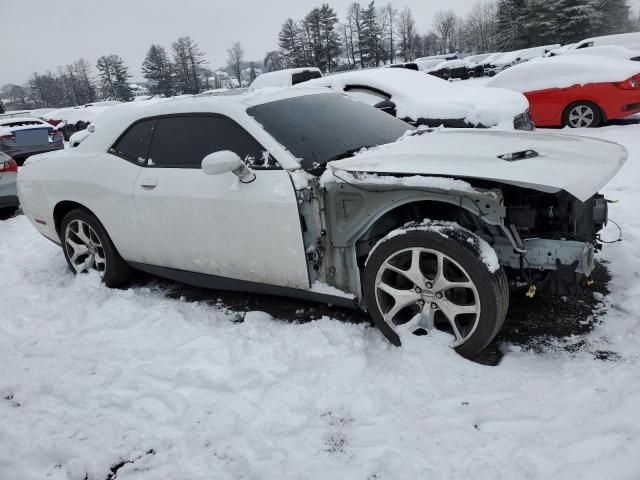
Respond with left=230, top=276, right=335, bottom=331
left=2, top=121, right=640, bottom=479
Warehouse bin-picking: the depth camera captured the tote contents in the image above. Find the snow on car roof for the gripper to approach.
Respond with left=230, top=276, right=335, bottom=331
left=0, top=117, right=47, bottom=126
left=564, top=45, right=640, bottom=60
left=487, top=55, right=640, bottom=92
left=71, top=88, right=334, bottom=153
left=249, top=67, right=322, bottom=91
left=300, top=67, right=528, bottom=128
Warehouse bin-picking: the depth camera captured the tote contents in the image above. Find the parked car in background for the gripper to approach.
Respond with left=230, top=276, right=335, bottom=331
left=546, top=44, right=576, bottom=56
left=463, top=53, right=492, bottom=77
left=301, top=68, right=533, bottom=130
left=0, top=151, right=18, bottom=213
left=385, top=62, right=419, bottom=71
left=414, top=53, right=458, bottom=62
left=0, top=117, right=64, bottom=164
left=480, top=52, right=505, bottom=74
left=487, top=55, right=640, bottom=127
left=415, top=58, right=448, bottom=73
left=248, top=67, right=322, bottom=91
left=44, top=102, right=118, bottom=140
left=564, top=45, right=640, bottom=61
left=486, top=45, right=561, bottom=75
left=427, top=59, right=468, bottom=80
left=569, top=31, right=640, bottom=52
left=17, top=89, right=624, bottom=358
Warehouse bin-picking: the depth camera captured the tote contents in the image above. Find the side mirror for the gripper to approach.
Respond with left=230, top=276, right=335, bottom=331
left=373, top=99, right=397, bottom=116
left=202, top=150, right=255, bottom=183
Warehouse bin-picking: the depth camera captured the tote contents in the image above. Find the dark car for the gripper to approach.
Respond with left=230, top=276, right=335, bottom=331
left=428, top=59, right=469, bottom=80
left=0, top=117, right=64, bottom=165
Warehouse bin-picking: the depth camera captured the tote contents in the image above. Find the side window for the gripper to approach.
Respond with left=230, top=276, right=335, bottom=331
left=110, top=119, right=156, bottom=164
left=147, top=115, right=274, bottom=169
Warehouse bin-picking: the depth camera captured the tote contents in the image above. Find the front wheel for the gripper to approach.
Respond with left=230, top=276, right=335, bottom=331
left=363, top=224, right=508, bottom=358
left=563, top=101, right=602, bottom=128
left=61, top=208, right=131, bottom=287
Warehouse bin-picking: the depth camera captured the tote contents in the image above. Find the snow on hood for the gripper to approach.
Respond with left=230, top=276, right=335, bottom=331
left=326, top=129, right=627, bottom=201
left=301, top=68, right=529, bottom=128
left=487, top=55, right=640, bottom=93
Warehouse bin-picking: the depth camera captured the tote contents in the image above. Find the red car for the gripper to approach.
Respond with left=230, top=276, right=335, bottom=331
left=487, top=55, right=640, bottom=128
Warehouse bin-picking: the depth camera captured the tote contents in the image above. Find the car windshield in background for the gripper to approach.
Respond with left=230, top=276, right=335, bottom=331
left=247, top=93, right=412, bottom=170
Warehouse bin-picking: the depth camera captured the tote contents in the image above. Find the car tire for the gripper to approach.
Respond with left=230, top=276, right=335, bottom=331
left=563, top=101, right=602, bottom=128
left=363, top=224, right=508, bottom=358
left=61, top=208, right=132, bottom=287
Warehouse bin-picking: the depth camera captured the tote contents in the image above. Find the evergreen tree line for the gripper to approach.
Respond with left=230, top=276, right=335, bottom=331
left=265, top=0, right=640, bottom=72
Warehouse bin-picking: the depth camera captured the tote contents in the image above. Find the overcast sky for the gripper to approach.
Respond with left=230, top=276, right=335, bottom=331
left=1, top=0, right=639, bottom=86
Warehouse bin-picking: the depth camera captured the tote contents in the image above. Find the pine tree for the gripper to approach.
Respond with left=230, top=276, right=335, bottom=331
left=172, top=37, right=207, bottom=94
left=359, top=1, right=383, bottom=67
left=278, top=18, right=303, bottom=67
left=555, top=0, right=599, bottom=43
left=493, top=0, right=529, bottom=50
left=142, top=44, right=174, bottom=97
left=96, top=55, right=133, bottom=102
left=0, top=98, right=5, bottom=114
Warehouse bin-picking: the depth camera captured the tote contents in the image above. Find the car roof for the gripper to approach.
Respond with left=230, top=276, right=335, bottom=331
left=70, top=88, right=335, bottom=153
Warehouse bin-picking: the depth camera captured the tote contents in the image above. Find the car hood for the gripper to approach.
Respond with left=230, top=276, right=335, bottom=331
left=326, top=129, right=627, bottom=201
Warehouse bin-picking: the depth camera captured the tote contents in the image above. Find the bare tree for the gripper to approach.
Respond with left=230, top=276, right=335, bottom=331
left=397, top=7, right=416, bottom=61
left=433, top=10, right=459, bottom=53
left=227, top=41, right=245, bottom=88
left=379, top=3, right=397, bottom=64
left=466, top=1, right=498, bottom=53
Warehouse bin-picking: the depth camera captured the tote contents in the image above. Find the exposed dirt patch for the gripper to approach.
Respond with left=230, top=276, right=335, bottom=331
left=132, top=261, right=611, bottom=367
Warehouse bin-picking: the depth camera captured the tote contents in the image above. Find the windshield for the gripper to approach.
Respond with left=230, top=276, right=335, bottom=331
left=247, top=93, right=412, bottom=170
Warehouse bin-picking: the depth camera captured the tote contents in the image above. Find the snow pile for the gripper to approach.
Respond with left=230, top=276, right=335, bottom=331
left=2, top=121, right=640, bottom=479
left=487, top=55, right=640, bottom=92
left=302, top=68, right=529, bottom=129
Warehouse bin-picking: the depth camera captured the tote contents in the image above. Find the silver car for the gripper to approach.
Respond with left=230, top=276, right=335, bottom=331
left=0, top=151, right=18, bottom=212
left=0, top=116, right=64, bottom=165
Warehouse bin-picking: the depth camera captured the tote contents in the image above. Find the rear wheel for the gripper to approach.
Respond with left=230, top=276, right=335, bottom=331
left=563, top=101, right=602, bottom=128
left=61, top=208, right=131, bottom=287
left=363, top=224, right=508, bottom=358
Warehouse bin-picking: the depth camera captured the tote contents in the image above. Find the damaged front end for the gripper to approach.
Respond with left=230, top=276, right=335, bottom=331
left=493, top=189, right=612, bottom=296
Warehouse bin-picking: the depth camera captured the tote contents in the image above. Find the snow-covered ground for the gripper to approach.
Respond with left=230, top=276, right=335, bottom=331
left=2, top=121, right=640, bottom=479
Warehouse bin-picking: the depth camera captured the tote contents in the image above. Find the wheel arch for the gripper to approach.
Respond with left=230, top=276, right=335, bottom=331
left=53, top=200, right=96, bottom=238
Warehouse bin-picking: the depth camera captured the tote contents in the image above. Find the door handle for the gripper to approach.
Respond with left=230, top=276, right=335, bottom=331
left=139, top=177, right=157, bottom=188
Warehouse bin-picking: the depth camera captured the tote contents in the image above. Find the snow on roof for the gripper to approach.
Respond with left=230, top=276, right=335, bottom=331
left=301, top=68, right=528, bottom=128
left=495, top=44, right=561, bottom=65
left=436, top=59, right=465, bottom=69
left=487, top=55, right=640, bottom=92
left=564, top=45, right=640, bottom=60
left=43, top=104, right=119, bottom=124
left=249, top=67, right=322, bottom=91
left=572, top=31, right=640, bottom=49
left=73, top=88, right=333, bottom=153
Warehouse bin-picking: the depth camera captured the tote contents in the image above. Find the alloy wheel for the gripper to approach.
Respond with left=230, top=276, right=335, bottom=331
left=568, top=105, right=595, bottom=128
left=64, top=219, right=106, bottom=277
left=374, top=247, right=481, bottom=347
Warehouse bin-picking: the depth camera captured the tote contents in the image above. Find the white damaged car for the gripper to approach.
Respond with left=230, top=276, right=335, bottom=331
left=17, top=89, right=625, bottom=357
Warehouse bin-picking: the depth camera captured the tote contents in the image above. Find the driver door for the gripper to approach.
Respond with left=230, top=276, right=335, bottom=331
left=132, top=114, right=310, bottom=290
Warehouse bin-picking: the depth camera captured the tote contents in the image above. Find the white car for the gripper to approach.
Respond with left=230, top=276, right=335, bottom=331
left=487, top=45, right=561, bottom=75
left=18, top=89, right=625, bottom=358
left=248, top=67, right=322, bottom=91
left=569, top=31, right=640, bottom=51
left=301, top=68, right=534, bottom=130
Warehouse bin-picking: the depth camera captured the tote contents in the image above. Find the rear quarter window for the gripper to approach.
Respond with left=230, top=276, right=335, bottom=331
left=110, top=119, right=156, bottom=164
